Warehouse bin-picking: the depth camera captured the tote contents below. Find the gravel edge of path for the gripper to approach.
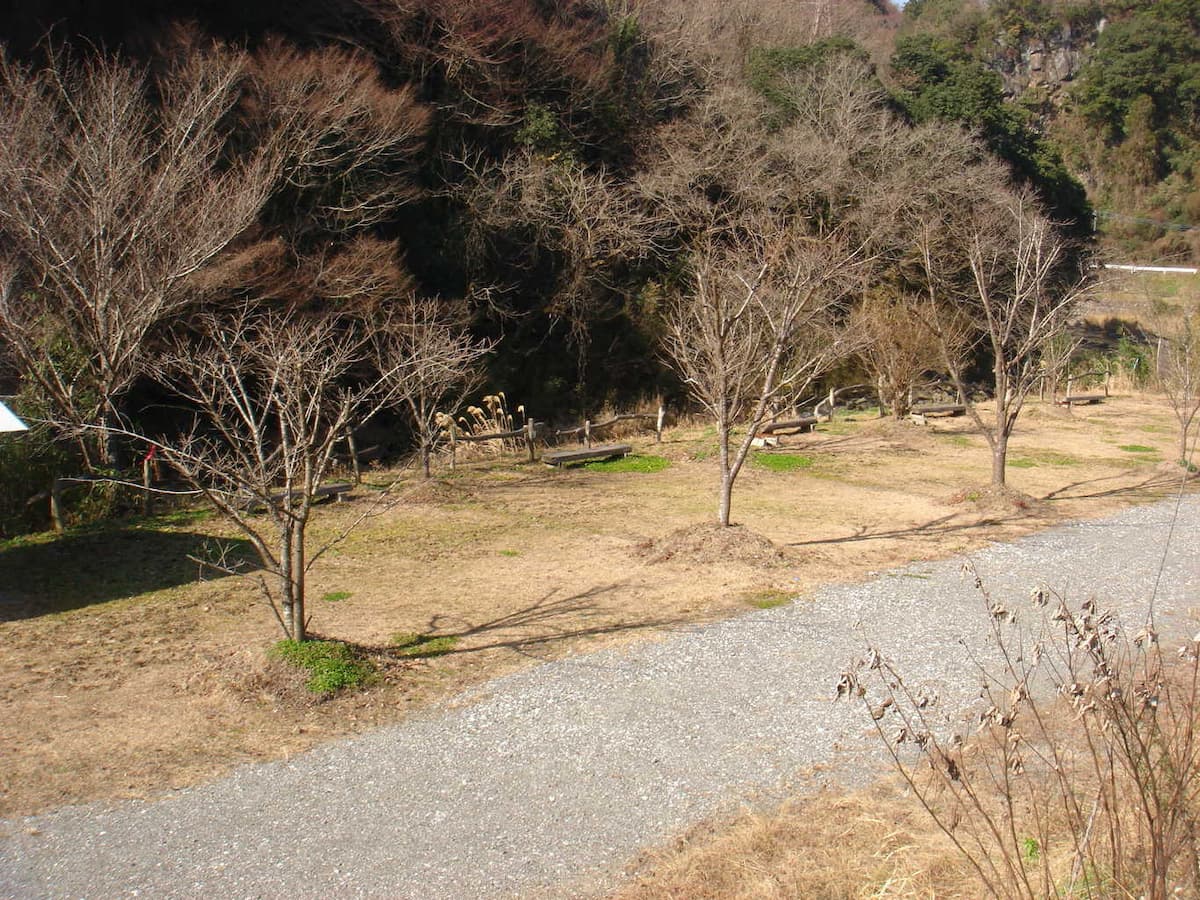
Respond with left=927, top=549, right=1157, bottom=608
left=1, top=494, right=1197, bottom=900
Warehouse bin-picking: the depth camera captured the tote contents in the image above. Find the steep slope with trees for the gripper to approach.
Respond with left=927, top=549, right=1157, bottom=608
left=897, top=0, right=1200, bottom=261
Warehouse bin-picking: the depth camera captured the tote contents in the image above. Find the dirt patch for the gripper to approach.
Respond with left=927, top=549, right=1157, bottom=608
left=0, top=394, right=1195, bottom=816
left=639, top=523, right=787, bottom=566
left=396, top=476, right=477, bottom=504
left=1156, top=459, right=1199, bottom=479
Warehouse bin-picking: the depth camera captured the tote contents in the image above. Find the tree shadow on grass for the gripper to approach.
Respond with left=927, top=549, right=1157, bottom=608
left=0, top=525, right=257, bottom=621
left=783, top=511, right=1022, bottom=548
left=1041, top=470, right=1184, bottom=503
left=386, top=583, right=686, bottom=662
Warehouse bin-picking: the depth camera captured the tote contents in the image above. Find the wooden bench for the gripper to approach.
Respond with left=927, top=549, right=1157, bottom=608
left=542, top=444, right=632, bottom=467
left=913, top=403, right=966, bottom=416
left=1057, top=395, right=1104, bottom=406
left=243, top=482, right=353, bottom=511
left=761, top=417, right=818, bottom=435
left=909, top=403, right=966, bottom=425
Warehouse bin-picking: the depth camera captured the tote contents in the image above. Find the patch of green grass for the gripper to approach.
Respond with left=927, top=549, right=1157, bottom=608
left=581, top=454, right=670, bottom=473
left=1117, top=444, right=1157, bottom=453
left=940, top=434, right=973, bottom=448
left=392, top=632, right=459, bottom=658
left=498, top=549, right=521, bottom=557
left=153, top=506, right=214, bottom=527
left=743, top=589, right=792, bottom=609
left=320, top=590, right=352, bottom=603
left=1140, top=423, right=1172, bottom=434
left=849, top=405, right=881, bottom=419
left=270, top=639, right=375, bottom=694
left=1008, top=457, right=1037, bottom=469
left=753, top=453, right=815, bottom=472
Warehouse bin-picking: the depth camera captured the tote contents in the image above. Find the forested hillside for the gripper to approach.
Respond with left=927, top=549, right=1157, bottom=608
left=0, top=0, right=1183, bottom=534
left=899, top=0, right=1200, bottom=261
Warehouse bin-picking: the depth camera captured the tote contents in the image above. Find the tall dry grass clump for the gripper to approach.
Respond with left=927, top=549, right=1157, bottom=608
left=843, top=566, right=1200, bottom=900
left=434, top=391, right=527, bottom=463
left=616, top=781, right=981, bottom=899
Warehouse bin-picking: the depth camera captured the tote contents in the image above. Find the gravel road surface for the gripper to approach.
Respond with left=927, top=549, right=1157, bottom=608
left=2, top=495, right=1198, bottom=899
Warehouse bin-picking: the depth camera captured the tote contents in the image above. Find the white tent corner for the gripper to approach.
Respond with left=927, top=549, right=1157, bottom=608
left=0, top=399, right=29, bottom=433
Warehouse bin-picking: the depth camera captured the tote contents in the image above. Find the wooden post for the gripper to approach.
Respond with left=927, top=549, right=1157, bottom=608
left=345, top=428, right=362, bottom=485
left=584, top=420, right=591, bottom=448
left=142, top=457, right=153, bottom=517
left=1104, top=367, right=1111, bottom=397
left=525, top=419, right=536, bottom=462
left=449, top=423, right=457, bottom=471
left=50, top=478, right=64, bottom=534
left=655, top=404, right=665, bottom=443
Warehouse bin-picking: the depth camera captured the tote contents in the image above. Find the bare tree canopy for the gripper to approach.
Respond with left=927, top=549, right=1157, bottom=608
left=918, top=187, right=1091, bottom=486
left=664, top=226, right=863, bottom=526
left=851, top=288, right=941, bottom=419
left=0, top=46, right=280, bottom=466
left=151, top=306, right=412, bottom=641
left=372, top=294, right=494, bottom=479
left=1150, top=301, right=1200, bottom=468
left=245, top=41, right=430, bottom=235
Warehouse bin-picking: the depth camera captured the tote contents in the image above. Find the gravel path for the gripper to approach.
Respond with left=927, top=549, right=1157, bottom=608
left=3, top=495, right=1198, bottom=899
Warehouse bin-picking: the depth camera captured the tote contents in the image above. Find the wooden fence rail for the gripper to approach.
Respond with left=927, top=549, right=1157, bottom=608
left=554, top=407, right=666, bottom=447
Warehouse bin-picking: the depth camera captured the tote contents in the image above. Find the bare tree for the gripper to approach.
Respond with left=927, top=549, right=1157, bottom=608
left=456, top=150, right=665, bottom=388
left=0, top=47, right=280, bottom=468
left=1037, top=331, right=1082, bottom=403
left=1151, top=300, right=1200, bottom=467
left=245, top=42, right=429, bottom=235
left=148, top=306, right=412, bottom=642
left=851, top=288, right=941, bottom=419
left=372, top=295, right=493, bottom=478
left=0, top=42, right=430, bottom=469
left=637, top=0, right=892, bottom=80
left=663, top=228, right=860, bottom=526
left=918, top=189, right=1090, bottom=487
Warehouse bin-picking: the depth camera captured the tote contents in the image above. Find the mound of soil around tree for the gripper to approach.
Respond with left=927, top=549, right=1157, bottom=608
left=640, top=523, right=787, bottom=567
left=946, top=484, right=1046, bottom=516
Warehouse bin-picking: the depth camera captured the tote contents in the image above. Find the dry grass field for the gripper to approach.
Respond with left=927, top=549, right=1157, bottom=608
left=0, top=393, right=1193, bottom=823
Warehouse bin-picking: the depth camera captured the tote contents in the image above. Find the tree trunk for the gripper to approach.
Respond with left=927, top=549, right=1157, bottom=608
left=101, top=405, right=126, bottom=470
left=279, top=531, right=298, bottom=640
left=991, top=433, right=1009, bottom=487
left=718, top=470, right=733, bottom=527
left=291, top=527, right=306, bottom=642
left=346, top=428, right=362, bottom=485
left=717, top=424, right=733, bottom=527
left=421, top=440, right=432, bottom=479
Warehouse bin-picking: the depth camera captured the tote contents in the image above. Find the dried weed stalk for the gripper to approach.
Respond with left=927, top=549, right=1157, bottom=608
left=841, top=569, right=1200, bottom=900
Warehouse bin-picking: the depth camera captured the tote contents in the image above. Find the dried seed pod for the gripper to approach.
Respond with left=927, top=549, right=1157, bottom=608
left=834, top=671, right=856, bottom=700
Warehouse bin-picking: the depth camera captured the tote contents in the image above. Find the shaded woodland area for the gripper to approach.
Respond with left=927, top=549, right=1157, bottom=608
left=1, top=0, right=1194, bottom=540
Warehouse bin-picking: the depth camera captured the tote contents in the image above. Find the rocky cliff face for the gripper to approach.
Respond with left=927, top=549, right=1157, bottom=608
left=992, top=22, right=1100, bottom=104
